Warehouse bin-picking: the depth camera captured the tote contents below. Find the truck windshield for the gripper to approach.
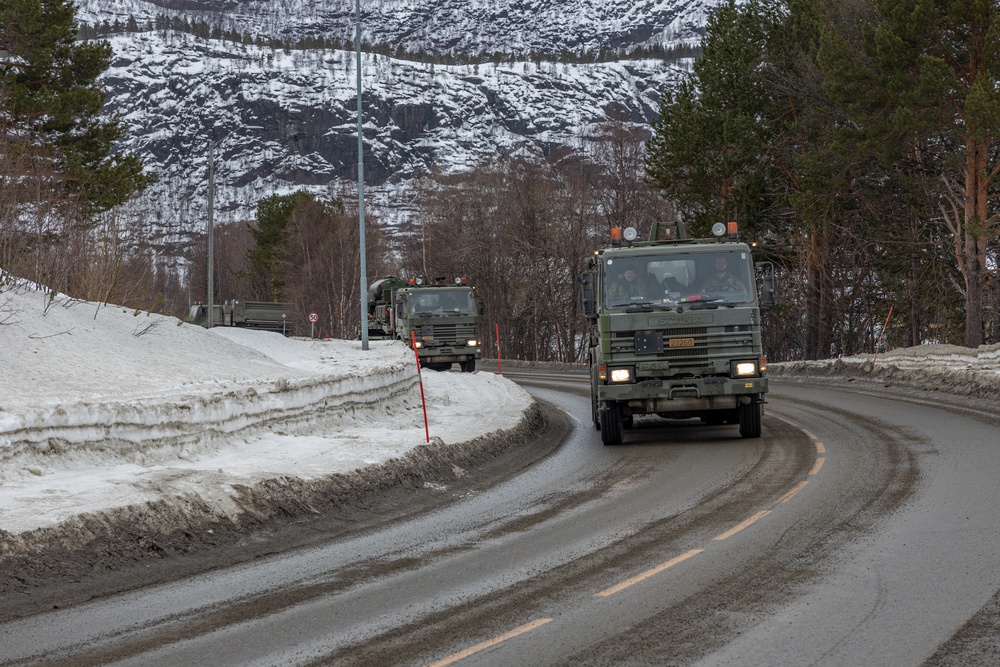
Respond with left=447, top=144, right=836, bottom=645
left=604, top=251, right=754, bottom=308
left=408, top=289, right=476, bottom=316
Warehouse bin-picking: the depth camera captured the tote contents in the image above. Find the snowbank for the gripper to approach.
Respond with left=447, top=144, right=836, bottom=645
left=770, top=343, right=1000, bottom=401
left=0, top=282, right=536, bottom=546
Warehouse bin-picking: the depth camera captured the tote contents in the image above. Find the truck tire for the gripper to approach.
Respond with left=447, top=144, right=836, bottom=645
left=738, top=398, right=762, bottom=438
left=461, top=358, right=476, bottom=373
left=600, top=402, right=625, bottom=446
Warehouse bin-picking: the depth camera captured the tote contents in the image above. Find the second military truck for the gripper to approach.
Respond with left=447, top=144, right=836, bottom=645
left=580, top=220, right=775, bottom=445
left=367, top=275, right=482, bottom=372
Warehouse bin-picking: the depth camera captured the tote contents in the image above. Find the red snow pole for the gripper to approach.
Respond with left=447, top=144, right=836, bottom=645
left=410, top=331, right=430, bottom=443
left=870, top=305, right=894, bottom=369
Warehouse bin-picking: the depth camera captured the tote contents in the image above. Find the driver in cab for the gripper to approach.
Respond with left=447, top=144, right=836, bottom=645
left=698, top=256, right=747, bottom=293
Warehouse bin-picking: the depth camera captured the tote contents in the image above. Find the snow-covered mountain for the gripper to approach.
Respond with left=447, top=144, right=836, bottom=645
left=76, top=0, right=717, bottom=55
left=75, top=1, right=718, bottom=257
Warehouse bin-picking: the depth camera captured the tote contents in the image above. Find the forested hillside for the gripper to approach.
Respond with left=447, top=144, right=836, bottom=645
left=646, top=0, right=1000, bottom=355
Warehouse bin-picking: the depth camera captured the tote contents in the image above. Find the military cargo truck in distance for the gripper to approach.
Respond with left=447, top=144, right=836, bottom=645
left=579, top=220, right=777, bottom=446
left=367, top=275, right=482, bottom=372
left=188, top=300, right=293, bottom=336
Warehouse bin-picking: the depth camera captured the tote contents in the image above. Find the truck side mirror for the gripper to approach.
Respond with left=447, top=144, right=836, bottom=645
left=756, top=262, right=778, bottom=309
left=579, top=273, right=595, bottom=318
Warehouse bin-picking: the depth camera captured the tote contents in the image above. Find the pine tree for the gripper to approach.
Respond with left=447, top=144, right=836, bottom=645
left=0, top=0, right=151, bottom=219
left=645, top=0, right=776, bottom=235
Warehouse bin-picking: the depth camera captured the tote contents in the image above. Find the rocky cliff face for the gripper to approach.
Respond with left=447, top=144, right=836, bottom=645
left=105, top=31, right=689, bottom=245
left=75, top=0, right=711, bottom=255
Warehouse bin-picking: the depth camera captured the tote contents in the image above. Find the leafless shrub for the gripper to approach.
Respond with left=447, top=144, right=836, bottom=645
left=132, top=318, right=163, bottom=337
left=28, top=329, right=74, bottom=340
left=279, top=194, right=392, bottom=338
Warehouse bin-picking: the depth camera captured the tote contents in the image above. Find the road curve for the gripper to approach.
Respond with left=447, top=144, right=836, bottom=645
left=1, top=375, right=999, bottom=666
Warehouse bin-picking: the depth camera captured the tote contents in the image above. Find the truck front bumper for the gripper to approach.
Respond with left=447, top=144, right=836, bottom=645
left=419, top=346, right=480, bottom=363
left=598, top=376, right=768, bottom=413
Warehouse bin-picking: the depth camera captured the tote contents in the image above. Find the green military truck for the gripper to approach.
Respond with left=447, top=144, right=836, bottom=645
left=367, top=275, right=482, bottom=372
left=188, top=300, right=293, bottom=335
left=580, top=221, right=776, bottom=445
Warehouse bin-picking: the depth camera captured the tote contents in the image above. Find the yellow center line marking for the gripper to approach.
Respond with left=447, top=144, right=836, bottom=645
left=425, top=618, right=553, bottom=667
left=815, top=442, right=826, bottom=454
left=778, top=480, right=809, bottom=504
left=809, top=457, right=825, bottom=476
left=774, top=415, right=801, bottom=429
left=594, top=549, right=703, bottom=598
left=713, top=509, right=771, bottom=541
left=801, top=428, right=818, bottom=441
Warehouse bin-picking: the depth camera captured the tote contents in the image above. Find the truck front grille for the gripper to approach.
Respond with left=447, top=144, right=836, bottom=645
left=609, top=327, right=754, bottom=370
left=419, top=323, right=476, bottom=346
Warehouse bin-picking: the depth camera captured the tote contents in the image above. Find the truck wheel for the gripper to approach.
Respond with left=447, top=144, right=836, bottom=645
left=600, top=402, right=625, bottom=446
left=738, top=399, right=762, bottom=438
left=461, top=358, right=476, bottom=373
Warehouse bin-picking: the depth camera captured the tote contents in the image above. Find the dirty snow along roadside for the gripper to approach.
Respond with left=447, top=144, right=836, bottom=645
left=0, top=284, right=533, bottom=536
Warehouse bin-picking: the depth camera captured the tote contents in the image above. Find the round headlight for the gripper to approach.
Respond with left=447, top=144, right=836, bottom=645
left=623, top=227, right=638, bottom=241
left=711, top=222, right=727, bottom=237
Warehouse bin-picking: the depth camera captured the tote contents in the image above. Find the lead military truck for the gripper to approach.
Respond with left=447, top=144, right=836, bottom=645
left=580, top=221, right=776, bottom=446
left=367, top=275, right=482, bottom=372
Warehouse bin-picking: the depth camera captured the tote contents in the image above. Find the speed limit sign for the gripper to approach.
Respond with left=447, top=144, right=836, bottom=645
left=308, top=312, right=318, bottom=323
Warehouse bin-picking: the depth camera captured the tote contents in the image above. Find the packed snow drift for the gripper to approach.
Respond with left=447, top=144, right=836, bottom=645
left=0, top=280, right=534, bottom=544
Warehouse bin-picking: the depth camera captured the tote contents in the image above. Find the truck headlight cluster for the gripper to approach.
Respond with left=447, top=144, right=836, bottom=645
left=413, top=341, right=423, bottom=349
left=466, top=339, right=479, bottom=347
left=731, top=360, right=759, bottom=377
left=609, top=366, right=634, bottom=383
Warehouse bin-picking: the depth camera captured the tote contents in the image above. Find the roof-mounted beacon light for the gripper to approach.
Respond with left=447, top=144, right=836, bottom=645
left=610, top=227, right=623, bottom=246
left=727, top=221, right=739, bottom=239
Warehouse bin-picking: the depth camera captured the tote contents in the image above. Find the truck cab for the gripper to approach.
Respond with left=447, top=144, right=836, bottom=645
left=187, top=302, right=222, bottom=328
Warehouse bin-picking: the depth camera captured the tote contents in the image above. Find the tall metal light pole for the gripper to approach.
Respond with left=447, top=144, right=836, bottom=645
left=356, top=0, right=369, bottom=350
left=207, top=139, right=218, bottom=327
